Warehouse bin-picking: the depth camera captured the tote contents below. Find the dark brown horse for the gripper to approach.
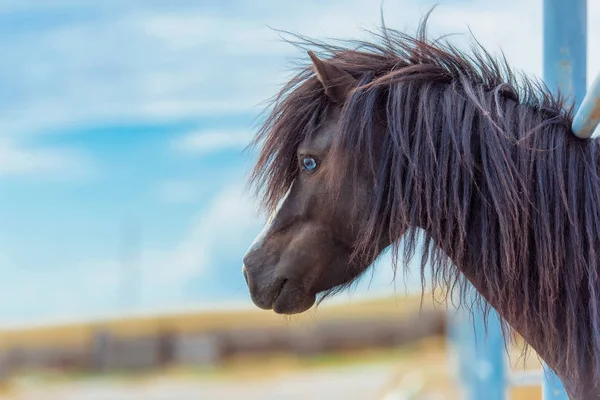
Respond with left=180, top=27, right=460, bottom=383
left=241, top=15, right=600, bottom=399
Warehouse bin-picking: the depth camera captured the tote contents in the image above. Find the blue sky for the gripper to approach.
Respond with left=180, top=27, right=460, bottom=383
left=0, top=0, right=598, bottom=326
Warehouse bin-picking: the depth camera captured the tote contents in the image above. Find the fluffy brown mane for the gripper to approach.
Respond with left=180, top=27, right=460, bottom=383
left=248, top=12, right=599, bottom=394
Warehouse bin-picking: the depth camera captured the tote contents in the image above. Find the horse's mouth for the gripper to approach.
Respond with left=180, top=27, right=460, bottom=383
left=271, top=278, right=288, bottom=308
left=246, top=274, right=316, bottom=315
left=271, top=281, right=316, bottom=314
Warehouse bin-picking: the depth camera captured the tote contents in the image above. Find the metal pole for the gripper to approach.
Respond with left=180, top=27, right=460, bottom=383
left=542, top=0, right=587, bottom=397
left=572, top=74, right=600, bottom=138
left=449, top=289, right=506, bottom=400
left=468, top=306, right=506, bottom=400
left=543, top=366, right=571, bottom=400
left=543, top=0, right=587, bottom=108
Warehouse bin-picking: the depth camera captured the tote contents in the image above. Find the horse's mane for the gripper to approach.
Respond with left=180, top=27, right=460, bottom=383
left=249, top=12, right=600, bottom=391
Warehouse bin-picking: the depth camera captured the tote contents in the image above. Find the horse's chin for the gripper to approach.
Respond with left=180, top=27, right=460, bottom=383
left=271, top=283, right=316, bottom=314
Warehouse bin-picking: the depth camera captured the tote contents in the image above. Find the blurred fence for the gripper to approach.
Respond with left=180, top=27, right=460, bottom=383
left=0, top=309, right=444, bottom=377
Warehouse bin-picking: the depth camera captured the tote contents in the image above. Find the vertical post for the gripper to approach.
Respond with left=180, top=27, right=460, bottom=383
left=543, top=366, right=571, bottom=400
left=543, top=0, right=587, bottom=108
left=447, top=303, right=475, bottom=397
left=542, top=0, right=586, bottom=397
left=90, top=329, right=110, bottom=372
left=449, top=290, right=506, bottom=400
left=467, top=305, right=506, bottom=400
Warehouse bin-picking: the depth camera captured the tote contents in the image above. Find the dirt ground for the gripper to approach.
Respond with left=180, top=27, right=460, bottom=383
left=2, top=364, right=411, bottom=400
left=0, top=337, right=543, bottom=400
left=0, top=338, right=460, bottom=400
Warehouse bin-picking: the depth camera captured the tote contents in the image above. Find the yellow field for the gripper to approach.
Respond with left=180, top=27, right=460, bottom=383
left=0, top=293, right=433, bottom=350
left=0, top=335, right=545, bottom=400
left=0, top=293, right=547, bottom=399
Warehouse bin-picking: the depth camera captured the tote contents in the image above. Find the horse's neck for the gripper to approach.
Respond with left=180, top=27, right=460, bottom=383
left=425, top=221, right=600, bottom=399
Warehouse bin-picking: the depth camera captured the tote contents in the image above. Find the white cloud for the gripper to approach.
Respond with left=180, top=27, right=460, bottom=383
left=136, top=183, right=261, bottom=305
left=0, top=183, right=263, bottom=325
left=0, top=257, right=124, bottom=327
left=144, top=184, right=260, bottom=288
left=0, top=138, right=91, bottom=180
left=171, top=129, right=254, bottom=155
left=2, top=0, right=597, bottom=140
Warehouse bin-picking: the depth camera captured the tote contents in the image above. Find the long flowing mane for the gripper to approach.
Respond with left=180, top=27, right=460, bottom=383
left=249, top=13, right=600, bottom=391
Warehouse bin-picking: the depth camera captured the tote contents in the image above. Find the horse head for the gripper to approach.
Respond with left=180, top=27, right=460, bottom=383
left=242, top=51, right=393, bottom=314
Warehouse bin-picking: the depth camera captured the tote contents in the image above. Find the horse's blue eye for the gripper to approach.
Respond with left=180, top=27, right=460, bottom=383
left=302, top=157, right=318, bottom=172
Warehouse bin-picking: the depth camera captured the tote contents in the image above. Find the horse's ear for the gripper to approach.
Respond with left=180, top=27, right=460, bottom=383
left=308, top=50, right=357, bottom=104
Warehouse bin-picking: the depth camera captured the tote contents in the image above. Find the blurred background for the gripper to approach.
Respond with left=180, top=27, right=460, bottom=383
left=0, top=0, right=598, bottom=399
